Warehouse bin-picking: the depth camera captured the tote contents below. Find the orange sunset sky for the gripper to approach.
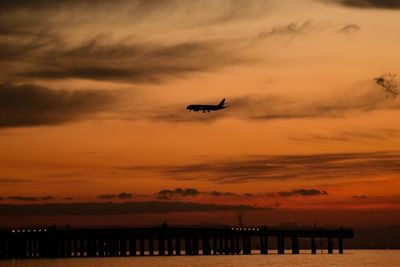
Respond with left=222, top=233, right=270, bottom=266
left=1, top=0, right=400, bottom=228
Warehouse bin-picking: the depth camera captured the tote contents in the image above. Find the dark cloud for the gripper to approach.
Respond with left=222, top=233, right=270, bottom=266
left=277, top=189, right=328, bottom=197
left=156, top=188, right=239, bottom=199
left=329, top=0, right=400, bottom=9
left=12, top=38, right=242, bottom=84
left=157, top=188, right=201, bottom=199
left=375, top=74, right=399, bottom=97
left=97, top=192, right=133, bottom=200
left=258, top=20, right=315, bottom=39
left=0, top=0, right=270, bottom=23
left=0, top=201, right=265, bottom=215
left=340, top=24, right=361, bottom=33
left=0, top=83, right=119, bottom=128
left=150, top=152, right=400, bottom=183
left=8, top=196, right=54, bottom=202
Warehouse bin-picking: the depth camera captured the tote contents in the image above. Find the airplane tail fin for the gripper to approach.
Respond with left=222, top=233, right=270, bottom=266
left=218, top=98, right=225, bottom=107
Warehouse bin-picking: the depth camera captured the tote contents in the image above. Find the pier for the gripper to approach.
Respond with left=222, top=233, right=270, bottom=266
left=0, top=226, right=353, bottom=259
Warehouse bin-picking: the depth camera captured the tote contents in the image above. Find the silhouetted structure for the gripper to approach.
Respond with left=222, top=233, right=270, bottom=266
left=0, top=226, right=353, bottom=259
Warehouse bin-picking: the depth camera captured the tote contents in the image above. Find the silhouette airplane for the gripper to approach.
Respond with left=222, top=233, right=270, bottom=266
left=186, top=99, right=226, bottom=112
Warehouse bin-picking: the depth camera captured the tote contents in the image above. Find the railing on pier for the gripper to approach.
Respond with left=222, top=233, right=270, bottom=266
left=0, top=226, right=354, bottom=259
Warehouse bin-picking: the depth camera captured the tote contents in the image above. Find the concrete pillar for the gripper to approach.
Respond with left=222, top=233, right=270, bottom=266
left=129, top=237, right=136, bottom=256
left=121, top=238, right=127, bottom=256
left=185, top=236, right=192, bottom=255
left=158, top=235, right=165, bottom=256
left=66, top=239, right=72, bottom=257
left=260, top=236, right=268, bottom=254
left=88, top=239, right=97, bottom=257
left=149, top=237, right=154, bottom=256
left=224, top=236, right=230, bottom=255
left=98, top=239, right=104, bottom=257
left=291, top=237, right=299, bottom=254
left=175, top=235, right=181, bottom=255
left=212, top=236, right=217, bottom=255
left=327, top=238, right=333, bottom=254
left=167, top=236, right=173, bottom=255
left=193, top=236, right=199, bottom=255
left=311, top=237, right=317, bottom=254
left=230, top=236, right=236, bottom=255
left=236, top=236, right=240, bottom=254
left=243, top=235, right=251, bottom=255
left=277, top=236, right=285, bottom=254
left=79, top=239, right=85, bottom=257
left=109, top=239, right=116, bottom=257
left=59, top=239, right=65, bottom=257
left=338, top=238, right=343, bottom=254
left=139, top=237, right=145, bottom=256
left=202, top=235, right=210, bottom=255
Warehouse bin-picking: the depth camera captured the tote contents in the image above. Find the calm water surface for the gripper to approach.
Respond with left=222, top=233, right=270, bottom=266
left=0, top=250, right=399, bottom=267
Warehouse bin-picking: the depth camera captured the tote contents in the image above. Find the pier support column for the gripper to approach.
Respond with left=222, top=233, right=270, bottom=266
left=129, top=237, right=136, bottom=256
left=121, top=238, right=127, bottom=256
left=311, top=238, right=316, bottom=254
left=98, top=239, right=104, bottom=257
left=88, top=239, right=97, bottom=257
left=260, top=236, right=268, bottom=254
left=193, top=236, right=199, bottom=255
left=277, top=236, right=285, bottom=254
left=219, top=236, right=224, bottom=254
left=212, top=236, right=217, bottom=255
left=185, top=237, right=192, bottom=255
left=66, top=239, right=72, bottom=257
left=79, top=239, right=85, bottom=257
left=224, top=236, right=229, bottom=254
left=327, top=238, right=333, bottom=254
left=202, top=235, right=210, bottom=255
left=167, top=236, right=173, bottom=255
left=149, top=237, right=154, bottom=256
left=236, top=235, right=240, bottom=254
left=230, top=236, right=236, bottom=255
left=139, top=237, right=145, bottom=256
left=291, top=237, right=299, bottom=254
left=158, top=235, right=165, bottom=256
left=175, top=236, right=181, bottom=255
left=59, top=239, right=65, bottom=257
left=243, top=235, right=251, bottom=255
left=338, top=238, right=343, bottom=254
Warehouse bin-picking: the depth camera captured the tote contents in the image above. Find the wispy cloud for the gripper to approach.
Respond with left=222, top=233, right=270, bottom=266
left=0, top=178, right=31, bottom=184
left=327, top=0, right=400, bottom=9
left=258, top=20, right=315, bottom=39
left=143, top=151, right=400, bottom=183
left=290, top=128, right=398, bottom=143
left=339, top=24, right=361, bottom=33
left=14, top=38, right=243, bottom=84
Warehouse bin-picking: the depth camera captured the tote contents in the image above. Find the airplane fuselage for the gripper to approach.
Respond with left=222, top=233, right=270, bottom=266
left=186, top=99, right=226, bottom=112
left=186, top=105, right=225, bottom=112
